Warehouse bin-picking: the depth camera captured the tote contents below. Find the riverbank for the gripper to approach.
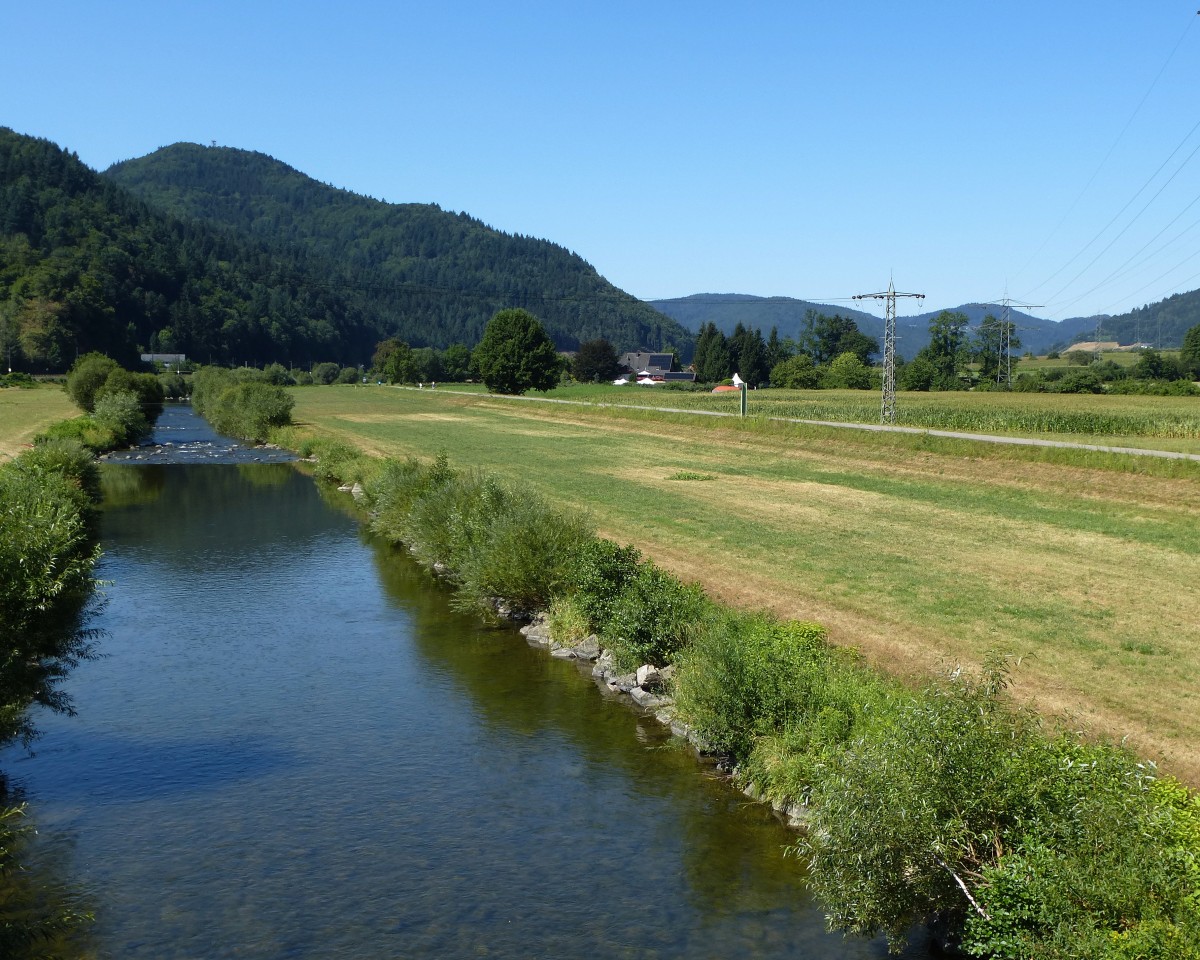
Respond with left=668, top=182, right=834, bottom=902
left=283, top=384, right=1200, bottom=786
left=277, top=424, right=1200, bottom=958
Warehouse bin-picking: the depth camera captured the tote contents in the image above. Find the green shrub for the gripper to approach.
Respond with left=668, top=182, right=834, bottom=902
left=771, top=354, right=820, bottom=389
left=546, top=595, right=591, bottom=646
left=311, top=362, right=340, bottom=385
left=671, top=611, right=831, bottom=759
left=92, top=390, right=149, bottom=446
left=821, top=351, right=875, bottom=390
left=570, top=539, right=643, bottom=631
left=963, top=757, right=1200, bottom=959
left=0, top=450, right=101, bottom=747
left=799, top=660, right=1050, bottom=951
left=36, top=416, right=118, bottom=453
left=262, top=363, right=295, bottom=386
left=64, top=352, right=118, bottom=412
left=96, top=368, right=164, bottom=422
left=452, top=491, right=592, bottom=616
left=20, top=439, right=100, bottom=506
left=305, top=439, right=371, bottom=485
left=367, top=455, right=458, bottom=544
left=206, top=381, right=294, bottom=442
left=601, top=561, right=709, bottom=669
left=158, top=371, right=188, bottom=399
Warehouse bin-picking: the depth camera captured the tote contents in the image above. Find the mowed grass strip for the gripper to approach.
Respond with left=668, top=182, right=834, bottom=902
left=293, top=385, right=1200, bottom=781
left=0, top=385, right=76, bottom=460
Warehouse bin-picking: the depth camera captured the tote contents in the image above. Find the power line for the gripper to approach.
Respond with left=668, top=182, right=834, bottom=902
left=1013, top=10, right=1199, bottom=289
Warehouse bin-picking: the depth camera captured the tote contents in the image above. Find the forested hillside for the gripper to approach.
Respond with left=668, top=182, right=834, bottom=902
left=105, top=143, right=688, bottom=354
left=0, top=128, right=383, bottom=370
left=1095, top=288, right=1200, bottom=348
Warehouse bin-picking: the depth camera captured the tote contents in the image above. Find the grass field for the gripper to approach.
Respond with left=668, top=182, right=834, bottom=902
left=0, top=385, right=75, bottom=461
left=289, top=384, right=1200, bottom=784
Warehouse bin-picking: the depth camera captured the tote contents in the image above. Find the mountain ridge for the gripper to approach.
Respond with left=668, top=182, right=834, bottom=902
left=104, top=143, right=688, bottom=354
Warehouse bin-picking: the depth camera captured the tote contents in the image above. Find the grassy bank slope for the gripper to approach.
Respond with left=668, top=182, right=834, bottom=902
left=0, top=386, right=75, bottom=460
left=289, top=384, right=1200, bottom=784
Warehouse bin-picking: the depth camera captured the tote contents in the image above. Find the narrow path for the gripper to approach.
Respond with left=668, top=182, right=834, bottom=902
left=403, top=387, right=1200, bottom=463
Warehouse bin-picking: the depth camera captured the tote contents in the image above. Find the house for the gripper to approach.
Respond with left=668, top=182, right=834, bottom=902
left=617, top=351, right=695, bottom=383
left=141, top=353, right=188, bottom=368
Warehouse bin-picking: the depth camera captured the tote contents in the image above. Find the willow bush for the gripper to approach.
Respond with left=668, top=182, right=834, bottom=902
left=191, top=367, right=294, bottom=442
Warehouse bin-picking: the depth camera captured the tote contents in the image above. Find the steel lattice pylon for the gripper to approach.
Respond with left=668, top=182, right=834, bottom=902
left=854, top=280, right=924, bottom=424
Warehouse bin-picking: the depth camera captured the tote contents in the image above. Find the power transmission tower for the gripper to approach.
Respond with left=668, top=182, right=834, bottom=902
left=987, top=297, right=1042, bottom=386
left=854, top=279, right=924, bottom=423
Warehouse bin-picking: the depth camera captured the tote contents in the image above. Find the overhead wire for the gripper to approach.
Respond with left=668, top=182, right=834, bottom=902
left=1041, top=131, right=1200, bottom=308
left=1012, top=10, right=1198, bottom=291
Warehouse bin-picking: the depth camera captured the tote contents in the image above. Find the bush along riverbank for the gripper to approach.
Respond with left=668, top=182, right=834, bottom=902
left=0, top=437, right=105, bottom=953
left=280, top=431, right=1200, bottom=959
left=190, top=366, right=295, bottom=443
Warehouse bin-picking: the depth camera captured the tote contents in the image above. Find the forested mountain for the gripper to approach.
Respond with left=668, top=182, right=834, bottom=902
left=0, top=128, right=383, bottom=370
left=105, top=143, right=687, bottom=354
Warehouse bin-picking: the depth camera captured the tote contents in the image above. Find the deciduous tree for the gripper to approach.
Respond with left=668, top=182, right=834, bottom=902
left=572, top=338, right=621, bottom=383
left=472, top=309, right=561, bottom=395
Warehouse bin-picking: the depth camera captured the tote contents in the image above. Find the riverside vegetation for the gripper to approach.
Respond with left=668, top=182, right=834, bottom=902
left=0, top=354, right=178, bottom=954
left=0, top=437, right=104, bottom=954
left=274, top=423, right=1200, bottom=959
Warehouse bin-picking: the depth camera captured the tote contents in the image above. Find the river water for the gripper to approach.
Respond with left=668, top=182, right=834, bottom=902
left=2, top=408, right=927, bottom=959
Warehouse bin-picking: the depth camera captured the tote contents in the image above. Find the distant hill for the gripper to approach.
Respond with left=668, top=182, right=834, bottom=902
left=1092, top=289, right=1200, bottom=349
left=651, top=293, right=1140, bottom=360
left=0, top=128, right=382, bottom=369
left=105, top=143, right=688, bottom=354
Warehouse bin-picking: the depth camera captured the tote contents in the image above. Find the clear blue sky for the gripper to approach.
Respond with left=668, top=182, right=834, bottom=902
left=7, top=1, right=1200, bottom=321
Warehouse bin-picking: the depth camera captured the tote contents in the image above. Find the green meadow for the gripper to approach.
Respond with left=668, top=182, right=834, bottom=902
left=0, top=384, right=76, bottom=461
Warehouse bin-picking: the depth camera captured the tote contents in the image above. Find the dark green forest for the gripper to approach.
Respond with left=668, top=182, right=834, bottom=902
left=104, top=142, right=687, bottom=355
left=0, top=130, right=687, bottom=373
left=0, top=129, right=385, bottom=370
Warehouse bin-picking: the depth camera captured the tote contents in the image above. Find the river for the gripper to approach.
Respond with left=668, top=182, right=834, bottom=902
left=2, top=407, right=928, bottom=959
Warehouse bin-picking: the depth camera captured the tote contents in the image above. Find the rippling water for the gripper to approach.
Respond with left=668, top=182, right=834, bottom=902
left=2, top=410, right=928, bottom=959
left=101, top=402, right=297, bottom=464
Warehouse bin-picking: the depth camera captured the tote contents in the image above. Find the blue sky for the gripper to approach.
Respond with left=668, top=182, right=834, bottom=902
left=6, top=1, right=1200, bottom=321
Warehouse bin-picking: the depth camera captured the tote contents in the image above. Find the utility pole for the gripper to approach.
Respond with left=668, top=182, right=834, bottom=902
left=988, top=297, right=1041, bottom=386
left=854, top=279, right=924, bottom=424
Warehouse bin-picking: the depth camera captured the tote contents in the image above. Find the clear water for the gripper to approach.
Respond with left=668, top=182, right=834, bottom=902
left=2, top=411, right=929, bottom=959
